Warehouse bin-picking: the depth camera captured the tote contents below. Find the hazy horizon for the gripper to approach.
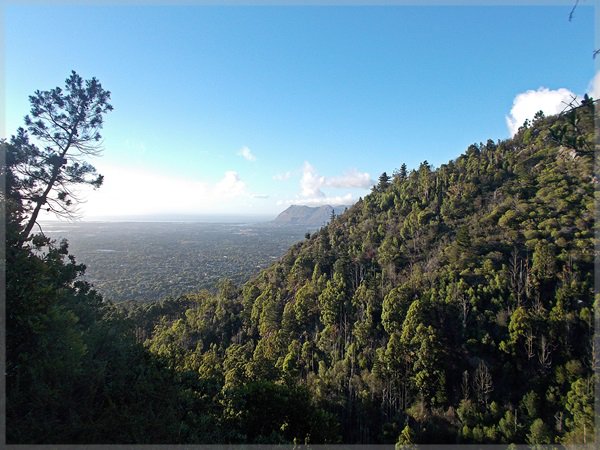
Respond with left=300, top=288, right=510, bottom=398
left=39, top=213, right=277, bottom=224
left=37, top=202, right=357, bottom=224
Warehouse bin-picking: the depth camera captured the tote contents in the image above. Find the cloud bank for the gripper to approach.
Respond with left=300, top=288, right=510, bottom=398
left=300, top=162, right=373, bottom=198
left=292, top=193, right=354, bottom=207
left=77, top=164, right=251, bottom=217
left=280, top=161, right=373, bottom=207
left=215, top=171, right=247, bottom=198
left=326, top=168, right=373, bottom=189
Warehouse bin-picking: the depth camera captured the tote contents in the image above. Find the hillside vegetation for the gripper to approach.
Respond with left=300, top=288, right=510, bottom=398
left=5, top=82, right=596, bottom=444
left=143, top=99, right=597, bottom=444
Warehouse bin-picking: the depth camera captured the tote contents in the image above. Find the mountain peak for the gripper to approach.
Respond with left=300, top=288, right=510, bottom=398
left=273, top=204, right=349, bottom=227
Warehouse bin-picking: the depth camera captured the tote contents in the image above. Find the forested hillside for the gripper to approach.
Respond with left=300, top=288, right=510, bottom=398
left=143, top=99, right=597, bottom=444
left=4, top=72, right=596, bottom=445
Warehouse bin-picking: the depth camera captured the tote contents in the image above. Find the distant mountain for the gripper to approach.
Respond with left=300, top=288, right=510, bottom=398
left=273, top=204, right=349, bottom=227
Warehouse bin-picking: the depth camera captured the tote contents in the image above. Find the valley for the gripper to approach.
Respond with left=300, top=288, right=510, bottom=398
left=41, top=220, right=311, bottom=302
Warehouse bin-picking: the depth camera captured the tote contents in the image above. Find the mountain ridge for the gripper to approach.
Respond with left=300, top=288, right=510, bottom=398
left=143, top=102, right=595, bottom=444
left=273, top=204, right=350, bottom=227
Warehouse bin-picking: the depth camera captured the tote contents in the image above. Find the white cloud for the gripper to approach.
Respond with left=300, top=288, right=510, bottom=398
left=587, top=72, right=600, bottom=100
left=237, top=146, right=256, bottom=161
left=73, top=163, right=250, bottom=217
left=300, top=161, right=326, bottom=198
left=299, top=161, right=373, bottom=198
left=278, top=193, right=355, bottom=207
left=506, top=73, right=600, bottom=137
left=506, top=87, right=578, bottom=136
left=280, top=162, right=371, bottom=207
left=326, top=169, right=373, bottom=189
left=273, top=171, right=292, bottom=181
left=295, top=193, right=354, bottom=206
left=214, top=170, right=247, bottom=198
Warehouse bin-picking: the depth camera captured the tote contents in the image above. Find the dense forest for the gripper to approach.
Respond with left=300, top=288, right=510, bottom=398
left=4, top=73, right=597, bottom=445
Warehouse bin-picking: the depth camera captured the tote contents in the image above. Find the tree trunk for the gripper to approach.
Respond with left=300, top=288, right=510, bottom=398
left=21, top=130, right=75, bottom=239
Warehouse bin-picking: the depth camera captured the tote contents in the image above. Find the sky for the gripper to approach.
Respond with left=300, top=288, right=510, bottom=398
left=3, top=3, right=597, bottom=220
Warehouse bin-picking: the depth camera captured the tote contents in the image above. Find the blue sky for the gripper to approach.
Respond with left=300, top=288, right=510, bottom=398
left=4, top=4, right=597, bottom=219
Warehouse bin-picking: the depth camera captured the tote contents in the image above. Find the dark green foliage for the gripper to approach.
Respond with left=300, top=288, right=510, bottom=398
left=377, top=171, right=391, bottom=191
left=4, top=76, right=218, bottom=444
left=221, top=380, right=339, bottom=443
left=16, top=71, right=113, bottom=238
left=4, top=216, right=216, bottom=443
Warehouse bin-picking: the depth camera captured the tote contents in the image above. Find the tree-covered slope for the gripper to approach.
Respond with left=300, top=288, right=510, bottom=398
left=146, top=101, right=596, bottom=444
